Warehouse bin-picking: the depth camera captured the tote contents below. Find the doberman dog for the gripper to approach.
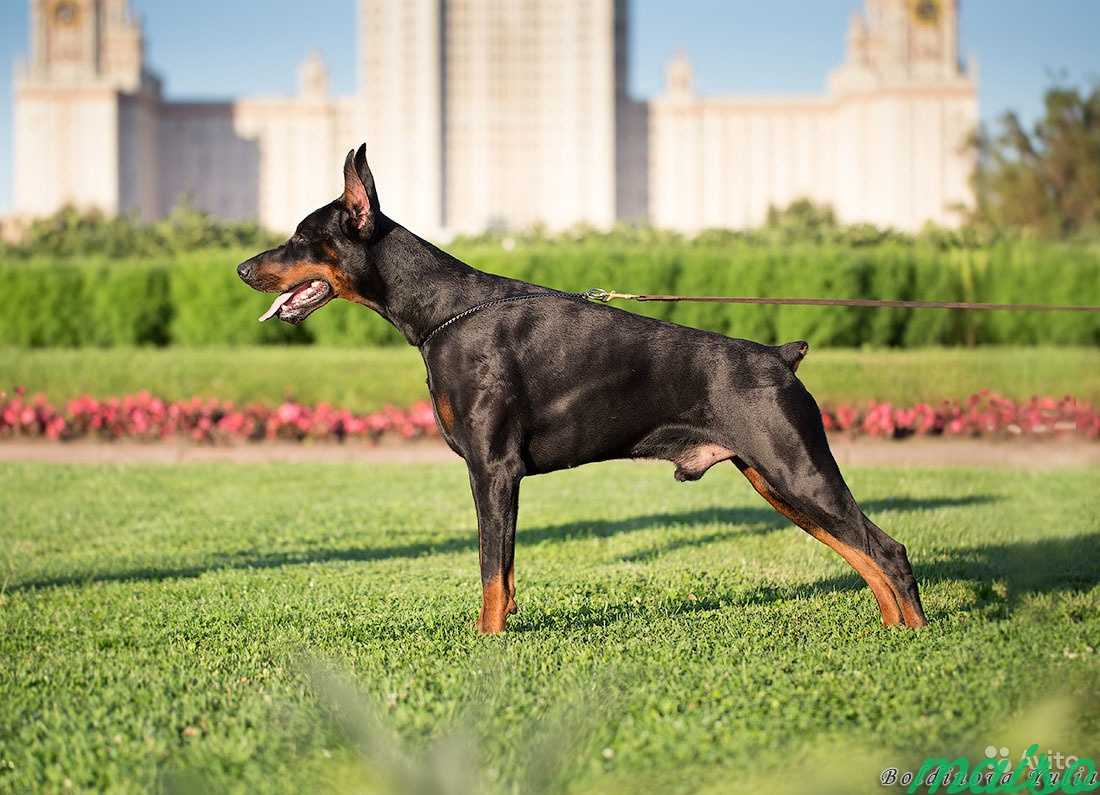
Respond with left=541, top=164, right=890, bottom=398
left=237, top=144, right=928, bottom=634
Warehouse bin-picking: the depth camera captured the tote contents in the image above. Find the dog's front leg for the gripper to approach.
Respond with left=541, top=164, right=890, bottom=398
left=466, top=458, right=523, bottom=634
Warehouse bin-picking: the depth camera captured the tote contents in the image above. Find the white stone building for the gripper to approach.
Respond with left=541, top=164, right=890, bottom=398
left=649, top=0, right=978, bottom=232
left=357, top=0, right=628, bottom=234
left=11, top=0, right=977, bottom=236
left=13, top=0, right=358, bottom=234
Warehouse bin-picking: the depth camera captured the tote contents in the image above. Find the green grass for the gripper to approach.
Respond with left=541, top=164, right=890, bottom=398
left=1, top=461, right=1098, bottom=794
left=3, top=345, right=1099, bottom=409
left=0, top=347, right=428, bottom=411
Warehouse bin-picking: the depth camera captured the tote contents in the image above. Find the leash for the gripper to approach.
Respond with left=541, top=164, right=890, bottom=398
left=418, top=287, right=1100, bottom=348
left=580, top=288, right=1100, bottom=313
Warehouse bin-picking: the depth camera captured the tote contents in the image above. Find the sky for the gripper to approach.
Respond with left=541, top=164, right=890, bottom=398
left=0, top=0, right=1097, bottom=212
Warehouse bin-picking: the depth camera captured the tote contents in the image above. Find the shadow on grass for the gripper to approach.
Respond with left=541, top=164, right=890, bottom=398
left=11, top=494, right=996, bottom=593
left=812, top=530, right=1100, bottom=610
left=518, top=530, right=1100, bottom=632
left=915, top=531, right=1100, bottom=615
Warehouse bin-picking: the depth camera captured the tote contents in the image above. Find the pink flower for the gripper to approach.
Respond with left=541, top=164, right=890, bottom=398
left=2, top=387, right=1098, bottom=445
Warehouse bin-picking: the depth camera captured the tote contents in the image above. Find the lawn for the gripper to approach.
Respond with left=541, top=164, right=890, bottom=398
left=2, top=346, right=1099, bottom=409
left=1, top=460, right=1098, bottom=794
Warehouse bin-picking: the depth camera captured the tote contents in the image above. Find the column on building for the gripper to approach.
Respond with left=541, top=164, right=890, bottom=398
left=358, top=0, right=445, bottom=237
left=442, top=0, right=619, bottom=233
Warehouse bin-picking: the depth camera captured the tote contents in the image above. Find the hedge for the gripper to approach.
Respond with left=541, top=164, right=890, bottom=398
left=1, top=240, right=1097, bottom=348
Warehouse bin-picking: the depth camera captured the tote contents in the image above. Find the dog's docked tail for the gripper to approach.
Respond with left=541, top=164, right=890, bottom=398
left=777, top=340, right=809, bottom=372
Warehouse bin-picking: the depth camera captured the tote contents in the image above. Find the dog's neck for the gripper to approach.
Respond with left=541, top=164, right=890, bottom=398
left=358, top=217, right=527, bottom=347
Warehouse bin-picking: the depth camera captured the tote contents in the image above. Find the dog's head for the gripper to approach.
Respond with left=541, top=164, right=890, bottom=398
left=237, top=143, right=380, bottom=325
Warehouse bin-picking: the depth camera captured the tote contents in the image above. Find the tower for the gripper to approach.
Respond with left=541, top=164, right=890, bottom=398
left=357, top=0, right=625, bottom=235
left=664, top=53, right=695, bottom=99
left=357, top=0, right=445, bottom=237
left=25, top=0, right=149, bottom=90
left=825, top=0, right=976, bottom=228
left=832, top=0, right=965, bottom=89
left=14, top=0, right=161, bottom=219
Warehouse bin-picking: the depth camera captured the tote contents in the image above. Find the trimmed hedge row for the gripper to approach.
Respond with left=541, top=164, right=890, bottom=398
left=2, top=241, right=1098, bottom=347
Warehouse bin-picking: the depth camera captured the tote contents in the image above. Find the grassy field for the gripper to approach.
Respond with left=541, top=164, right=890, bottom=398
left=3, top=345, right=1099, bottom=409
left=1, top=460, right=1098, bottom=794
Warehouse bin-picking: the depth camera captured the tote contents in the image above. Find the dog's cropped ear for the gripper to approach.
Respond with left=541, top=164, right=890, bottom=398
left=341, top=143, right=379, bottom=238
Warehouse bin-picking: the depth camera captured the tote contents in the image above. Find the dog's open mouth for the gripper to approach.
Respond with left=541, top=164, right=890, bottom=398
left=258, top=280, right=333, bottom=325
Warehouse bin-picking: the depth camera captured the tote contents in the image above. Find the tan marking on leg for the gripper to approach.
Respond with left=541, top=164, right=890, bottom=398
left=801, top=525, right=905, bottom=627
left=896, top=593, right=928, bottom=628
left=477, top=575, right=508, bottom=634
left=739, top=465, right=905, bottom=627
left=433, top=393, right=455, bottom=434
left=506, top=563, right=517, bottom=615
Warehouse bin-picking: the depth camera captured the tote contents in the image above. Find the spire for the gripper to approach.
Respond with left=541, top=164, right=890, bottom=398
left=298, top=51, right=329, bottom=99
left=846, top=10, right=870, bottom=65
left=664, top=52, right=694, bottom=98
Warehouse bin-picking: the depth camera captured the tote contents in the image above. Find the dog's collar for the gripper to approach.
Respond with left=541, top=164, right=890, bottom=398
left=416, top=290, right=586, bottom=349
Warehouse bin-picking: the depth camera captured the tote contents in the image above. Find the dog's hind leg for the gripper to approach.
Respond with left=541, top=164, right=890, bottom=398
left=734, top=459, right=905, bottom=626
left=731, top=388, right=928, bottom=627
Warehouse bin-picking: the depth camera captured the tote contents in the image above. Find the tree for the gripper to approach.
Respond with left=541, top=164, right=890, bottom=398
left=971, top=80, right=1100, bottom=238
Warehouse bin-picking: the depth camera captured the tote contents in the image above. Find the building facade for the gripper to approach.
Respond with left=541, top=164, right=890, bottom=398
left=358, top=0, right=626, bottom=234
left=649, top=0, right=978, bottom=231
left=11, top=0, right=976, bottom=235
left=13, top=0, right=358, bottom=233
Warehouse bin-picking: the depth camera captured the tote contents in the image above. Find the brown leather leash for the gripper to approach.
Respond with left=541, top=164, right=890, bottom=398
left=419, top=287, right=1100, bottom=350
left=580, top=288, right=1100, bottom=313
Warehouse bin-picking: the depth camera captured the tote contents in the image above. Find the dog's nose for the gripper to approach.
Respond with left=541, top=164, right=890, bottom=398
left=237, top=261, right=253, bottom=281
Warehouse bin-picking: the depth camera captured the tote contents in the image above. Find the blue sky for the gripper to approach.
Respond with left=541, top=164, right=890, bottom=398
left=0, top=0, right=1097, bottom=212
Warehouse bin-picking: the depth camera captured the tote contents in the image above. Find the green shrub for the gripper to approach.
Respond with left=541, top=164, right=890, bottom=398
left=2, top=237, right=1098, bottom=348
left=900, top=250, right=966, bottom=347
left=769, top=245, right=871, bottom=346
left=669, top=246, right=773, bottom=341
left=81, top=260, right=172, bottom=347
left=863, top=244, right=917, bottom=347
left=0, top=259, right=88, bottom=346
left=976, top=242, right=1100, bottom=346
left=308, top=300, right=404, bottom=346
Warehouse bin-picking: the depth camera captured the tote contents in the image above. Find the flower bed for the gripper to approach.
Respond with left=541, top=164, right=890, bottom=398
left=822, top=392, right=1099, bottom=439
left=1, top=388, right=1097, bottom=444
left=0, top=388, right=438, bottom=443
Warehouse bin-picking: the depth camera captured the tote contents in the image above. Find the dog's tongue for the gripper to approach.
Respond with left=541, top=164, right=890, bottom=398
left=258, top=290, right=295, bottom=322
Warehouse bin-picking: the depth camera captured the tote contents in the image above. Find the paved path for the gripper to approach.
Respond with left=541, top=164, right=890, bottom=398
left=0, top=438, right=1096, bottom=468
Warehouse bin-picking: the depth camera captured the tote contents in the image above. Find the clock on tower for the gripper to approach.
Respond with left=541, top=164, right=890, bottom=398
left=44, top=0, right=92, bottom=77
left=908, top=0, right=947, bottom=63
left=911, top=0, right=941, bottom=26
left=54, top=0, right=79, bottom=24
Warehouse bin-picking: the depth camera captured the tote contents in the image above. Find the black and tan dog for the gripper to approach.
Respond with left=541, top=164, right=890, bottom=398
left=237, top=144, right=928, bottom=634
